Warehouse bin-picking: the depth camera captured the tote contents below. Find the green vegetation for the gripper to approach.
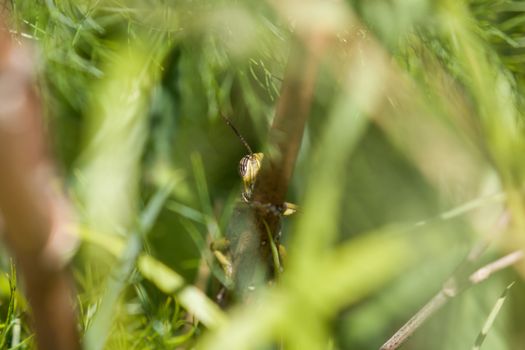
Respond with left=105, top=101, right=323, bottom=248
left=2, top=0, right=525, bottom=349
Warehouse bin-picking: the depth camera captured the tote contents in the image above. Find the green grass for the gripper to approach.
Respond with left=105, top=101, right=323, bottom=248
left=1, top=0, right=525, bottom=349
left=0, top=263, right=33, bottom=349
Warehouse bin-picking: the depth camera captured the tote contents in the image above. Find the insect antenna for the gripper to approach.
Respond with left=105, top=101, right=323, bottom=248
left=220, top=112, right=253, bottom=155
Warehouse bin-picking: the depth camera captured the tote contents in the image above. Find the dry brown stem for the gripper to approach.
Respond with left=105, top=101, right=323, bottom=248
left=223, top=29, right=330, bottom=300
left=0, top=16, right=80, bottom=350
left=380, top=209, right=517, bottom=350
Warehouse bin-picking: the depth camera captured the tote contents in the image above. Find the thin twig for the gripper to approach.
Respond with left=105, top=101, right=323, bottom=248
left=380, top=291, right=449, bottom=350
left=380, top=212, right=508, bottom=350
left=469, top=250, right=523, bottom=284
left=84, top=184, right=174, bottom=350
left=380, top=250, right=523, bottom=350
left=413, top=192, right=506, bottom=229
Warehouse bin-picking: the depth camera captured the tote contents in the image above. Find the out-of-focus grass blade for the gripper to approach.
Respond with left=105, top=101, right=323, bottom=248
left=138, top=256, right=185, bottom=294
left=139, top=180, right=176, bottom=234
left=178, top=286, right=227, bottom=328
left=290, top=98, right=368, bottom=267
left=78, top=223, right=226, bottom=331
left=78, top=44, right=153, bottom=235
left=165, top=327, right=197, bottom=346
left=309, top=227, right=416, bottom=308
left=181, top=220, right=230, bottom=286
left=166, top=200, right=206, bottom=224
left=138, top=256, right=226, bottom=328
left=191, top=153, right=222, bottom=240
left=198, top=226, right=418, bottom=350
left=9, top=335, right=33, bottom=350
left=191, top=153, right=213, bottom=216
left=413, top=192, right=505, bottom=227
left=84, top=182, right=174, bottom=350
left=472, top=282, right=515, bottom=350
left=196, top=290, right=288, bottom=350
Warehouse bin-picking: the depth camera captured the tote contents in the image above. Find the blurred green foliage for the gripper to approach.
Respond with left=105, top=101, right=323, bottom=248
left=1, top=0, right=525, bottom=349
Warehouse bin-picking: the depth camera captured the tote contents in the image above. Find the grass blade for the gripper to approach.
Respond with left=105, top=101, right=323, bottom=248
left=472, top=282, right=515, bottom=350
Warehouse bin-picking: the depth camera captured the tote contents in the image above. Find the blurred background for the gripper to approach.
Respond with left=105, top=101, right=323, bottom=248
left=1, top=0, right=525, bottom=349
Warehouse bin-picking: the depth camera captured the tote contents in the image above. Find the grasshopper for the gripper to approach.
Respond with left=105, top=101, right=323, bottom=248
left=220, top=114, right=297, bottom=214
left=211, top=114, right=297, bottom=300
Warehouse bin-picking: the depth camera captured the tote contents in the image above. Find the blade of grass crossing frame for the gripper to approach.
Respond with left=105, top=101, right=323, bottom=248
left=139, top=180, right=176, bottom=234
left=77, top=224, right=227, bottom=329
left=180, top=219, right=231, bottom=287
left=166, top=200, right=206, bottom=224
left=84, top=182, right=174, bottom=350
left=264, top=220, right=282, bottom=278
left=191, top=153, right=221, bottom=240
left=472, top=282, right=515, bottom=350
left=291, top=99, right=368, bottom=265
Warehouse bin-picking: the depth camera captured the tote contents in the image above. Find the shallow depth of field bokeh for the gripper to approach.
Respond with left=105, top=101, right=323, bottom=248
left=2, top=0, right=525, bottom=349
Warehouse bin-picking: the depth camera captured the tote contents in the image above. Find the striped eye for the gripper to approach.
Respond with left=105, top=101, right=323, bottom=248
left=238, top=156, right=250, bottom=179
left=238, top=153, right=263, bottom=182
left=239, top=153, right=264, bottom=201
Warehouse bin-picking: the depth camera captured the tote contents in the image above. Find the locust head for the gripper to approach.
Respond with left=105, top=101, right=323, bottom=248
left=239, top=152, right=263, bottom=202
